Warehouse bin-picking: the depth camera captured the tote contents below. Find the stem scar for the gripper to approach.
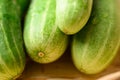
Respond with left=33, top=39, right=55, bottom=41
left=38, top=52, right=45, bottom=57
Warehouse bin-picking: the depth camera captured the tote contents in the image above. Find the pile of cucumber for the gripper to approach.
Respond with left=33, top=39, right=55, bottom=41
left=0, top=0, right=120, bottom=79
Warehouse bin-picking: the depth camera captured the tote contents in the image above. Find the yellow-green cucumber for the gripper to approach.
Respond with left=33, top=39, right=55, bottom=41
left=72, top=0, right=120, bottom=74
left=0, top=0, right=25, bottom=80
left=56, top=0, right=93, bottom=35
left=24, top=0, right=69, bottom=64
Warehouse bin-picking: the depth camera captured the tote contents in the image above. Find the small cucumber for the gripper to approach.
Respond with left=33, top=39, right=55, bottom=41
left=0, top=0, right=25, bottom=80
left=24, top=0, right=69, bottom=64
left=56, top=0, right=93, bottom=35
left=72, top=0, right=120, bottom=74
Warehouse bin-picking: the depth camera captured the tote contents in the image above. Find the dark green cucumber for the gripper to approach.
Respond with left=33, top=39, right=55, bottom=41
left=16, top=0, right=30, bottom=15
left=72, top=0, right=120, bottom=74
left=24, top=0, right=69, bottom=64
left=0, top=0, right=25, bottom=80
left=56, top=0, right=93, bottom=35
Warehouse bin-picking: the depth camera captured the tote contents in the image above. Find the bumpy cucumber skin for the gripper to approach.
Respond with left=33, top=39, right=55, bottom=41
left=72, top=0, right=120, bottom=74
left=56, top=0, right=93, bottom=35
left=0, top=0, right=25, bottom=80
left=24, top=0, right=69, bottom=64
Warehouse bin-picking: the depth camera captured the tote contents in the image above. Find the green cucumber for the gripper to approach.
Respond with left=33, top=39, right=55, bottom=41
left=16, top=0, right=30, bottom=15
left=0, top=0, right=25, bottom=80
left=56, top=0, right=93, bottom=35
left=24, top=0, right=69, bottom=64
left=72, top=0, right=120, bottom=74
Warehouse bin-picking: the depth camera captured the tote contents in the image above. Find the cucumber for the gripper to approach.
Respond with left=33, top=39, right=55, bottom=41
left=0, top=0, right=25, bottom=80
left=24, top=0, right=69, bottom=64
left=16, top=0, right=30, bottom=15
left=56, top=0, right=93, bottom=35
left=72, top=0, right=120, bottom=74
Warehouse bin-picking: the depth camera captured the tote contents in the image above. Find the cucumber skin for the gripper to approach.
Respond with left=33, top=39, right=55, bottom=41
left=0, top=0, right=25, bottom=80
left=16, top=0, right=30, bottom=15
left=72, top=0, right=120, bottom=74
left=56, top=0, right=93, bottom=35
left=24, top=0, right=69, bottom=64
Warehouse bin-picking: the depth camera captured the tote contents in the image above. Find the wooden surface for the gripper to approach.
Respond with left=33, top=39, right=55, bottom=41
left=17, top=48, right=120, bottom=80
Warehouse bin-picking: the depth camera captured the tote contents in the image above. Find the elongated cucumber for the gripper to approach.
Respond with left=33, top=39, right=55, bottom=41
left=24, top=0, right=69, bottom=64
left=56, top=0, right=93, bottom=35
left=72, top=0, right=120, bottom=74
left=0, top=0, right=25, bottom=80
